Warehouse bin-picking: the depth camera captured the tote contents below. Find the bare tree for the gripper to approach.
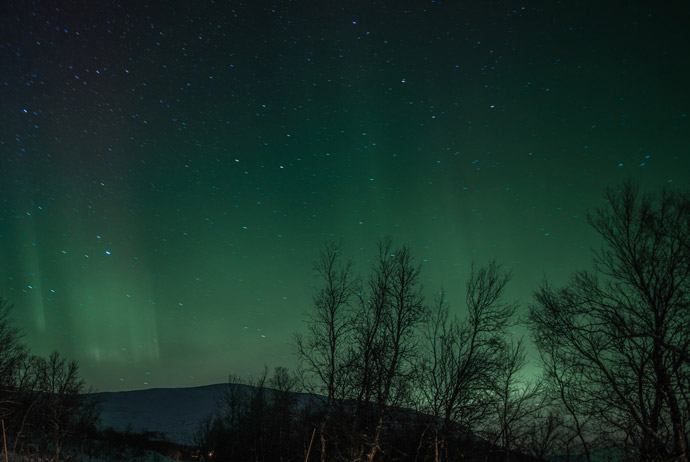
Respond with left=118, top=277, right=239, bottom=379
left=191, top=414, right=215, bottom=461
left=417, top=290, right=454, bottom=462
left=246, top=366, right=270, bottom=462
left=350, top=238, right=427, bottom=462
left=200, top=373, right=252, bottom=462
left=346, top=239, right=396, bottom=459
left=35, top=351, right=89, bottom=462
left=530, top=182, right=690, bottom=462
left=533, top=328, right=595, bottom=462
left=521, top=410, right=567, bottom=462
left=221, top=373, right=250, bottom=435
left=200, top=367, right=304, bottom=462
left=484, top=337, right=546, bottom=462
left=418, top=261, right=516, bottom=462
left=294, top=241, right=357, bottom=462
left=268, top=366, right=298, bottom=462
left=11, top=355, right=43, bottom=455
left=0, top=297, right=27, bottom=417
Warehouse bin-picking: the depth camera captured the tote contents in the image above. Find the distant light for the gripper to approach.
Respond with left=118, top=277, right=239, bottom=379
left=105, top=250, right=111, bottom=255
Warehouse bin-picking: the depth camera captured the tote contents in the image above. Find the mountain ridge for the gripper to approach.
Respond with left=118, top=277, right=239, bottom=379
left=94, top=382, right=318, bottom=445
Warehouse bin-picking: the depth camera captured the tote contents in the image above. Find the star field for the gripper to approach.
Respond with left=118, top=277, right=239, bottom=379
left=1, top=1, right=688, bottom=391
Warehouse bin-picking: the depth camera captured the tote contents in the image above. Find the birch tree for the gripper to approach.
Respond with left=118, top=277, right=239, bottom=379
left=530, top=182, right=690, bottom=462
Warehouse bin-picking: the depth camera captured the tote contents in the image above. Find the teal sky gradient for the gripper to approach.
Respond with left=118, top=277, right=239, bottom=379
left=1, top=1, right=688, bottom=391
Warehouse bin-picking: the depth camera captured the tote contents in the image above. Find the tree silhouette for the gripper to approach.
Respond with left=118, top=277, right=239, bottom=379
left=358, top=239, right=427, bottom=462
left=0, top=297, right=28, bottom=419
left=485, top=337, right=546, bottom=462
left=530, top=181, right=690, bottom=462
left=294, top=241, right=356, bottom=462
left=35, top=351, right=93, bottom=462
left=418, top=261, right=516, bottom=462
left=295, top=238, right=428, bottom=462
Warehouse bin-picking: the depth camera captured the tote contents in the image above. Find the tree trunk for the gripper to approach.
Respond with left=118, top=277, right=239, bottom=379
left=434, top=427, right=440, bottom=462
left=414, top=422, right=430, bottom=462
left=366, top=415, right=385, bottom=462
left=319, top=419, right=327, bottom=462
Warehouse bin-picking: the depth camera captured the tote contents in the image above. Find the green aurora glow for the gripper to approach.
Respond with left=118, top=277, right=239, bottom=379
left=1, top=1, right=688, bottom=391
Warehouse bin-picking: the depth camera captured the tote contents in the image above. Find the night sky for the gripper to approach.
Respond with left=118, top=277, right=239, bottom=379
left=1, top=1, right=688, bottom=392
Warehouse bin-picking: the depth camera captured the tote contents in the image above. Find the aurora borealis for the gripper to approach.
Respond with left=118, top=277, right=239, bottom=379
left=1, top=1, right=688, bottom=391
